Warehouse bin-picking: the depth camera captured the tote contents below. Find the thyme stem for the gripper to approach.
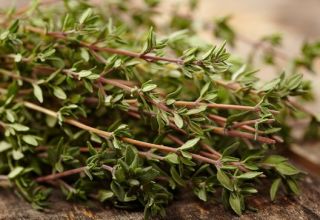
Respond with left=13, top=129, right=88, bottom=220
left=35, top=167, right=86, bottom=182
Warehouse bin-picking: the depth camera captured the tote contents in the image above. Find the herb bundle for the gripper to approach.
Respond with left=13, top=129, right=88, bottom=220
left=0, top=1, right=315, bottom=218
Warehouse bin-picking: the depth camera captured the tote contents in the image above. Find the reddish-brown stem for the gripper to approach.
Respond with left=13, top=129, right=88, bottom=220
left=166, top=134, right=184, bottom=145
left=101, top=164, right=113, bottom=173
left=138, top=151, right=164, bottom=161
left=0, top=56, right=278, bottom=115
left=23, top=101, right=218, bottom=165
left=25, top=26, right=186, bottom=65
left=1, top=67, right=277, bottom=145
left=0, top=175, right=8, bottom=181
left=200, top=151, right=219, bottom=160
left=128, top=106, right=187, bottom=134
left=0, top=68, right=35, bottom=84
left=3, top=23, right=316, bottom=117
left=208, top=114, right=264, bottom=134
left=231, top=119, right=275, bottom=129
left=175, top=100, right=279, bottom=114
left=126, top=111, right=141, bottom=119
left=101, top=77, right=278, bottom=114
left=35, top=167, right=86, bottom=182
left=214, top=79, right=316, bottom=118
left=127, top=107, right=222, bottom=158
left=74, top=65, right=316, bottom=119
left=205, top=126, right=276, bottom=144
left=199, top=151, right=247, bottom=172
left=200, top=143, right=221, bottom=158
left=2, top=58, right=279, bottom=144
left=99, top=77, right=133, bottom=91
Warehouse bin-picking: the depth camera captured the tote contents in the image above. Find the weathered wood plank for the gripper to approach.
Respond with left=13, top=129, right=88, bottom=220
left=1, top=176, right=319, bottom=220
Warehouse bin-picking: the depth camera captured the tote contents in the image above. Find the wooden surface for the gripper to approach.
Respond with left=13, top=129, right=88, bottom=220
left=1, top=175, right=320, bottom=220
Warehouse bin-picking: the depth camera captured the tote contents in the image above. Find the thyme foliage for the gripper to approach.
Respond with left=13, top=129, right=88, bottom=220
left=0, top=0, right=317, bottom=218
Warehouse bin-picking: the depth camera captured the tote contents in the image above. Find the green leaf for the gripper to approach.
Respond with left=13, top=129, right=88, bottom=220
left=264, top=127, right=281, bottom=134
left=166, top=86, right=182, bottom=99
left=164, top=153, right=179, bottom=164
left=170, top=166, right=185, bottom=186
left=236, top=171, right=263, bottom=179
left=222, top=142, right=239, bottom=156
left=229, top=193, right=242, bottom=216
left=79, top=8, right=92, bottom=24
left=123, top=193, right=137, bottom=202
left=201, top=46, right=215, bottom=60
left=87, top=141, right=97, bottom=155
left=226, top=111, right=251, bottom=126
left=38, top=48, right=56, bottom=62
left=128, top=179, right=140, bottom=186
left=241, top=187, right=258, bottom=194
left=98, top=190, right=114, bottom=202
left=78, top=70, right=93, bottom=78
left=287, top=179, right=300, bottom=195
left=275, top=162, right=300, bottom=176
left=287, top=73, right=302, bottom=90
left=260, top=77, right=281, bottom=92
left=270, top=178, right=281, bottom=201
left=142, top=83, right=157, bottom=92
left=263, top=155, right=287, bottom=165
left=114, top=166, right=126, bottom=182
left=53, top=86, right=67, bottom=100
left=0, top=141, right=12, bottom=152
left=139, top=167, right=160, bottom=182
left=6, top=110, right=15, bottom=122
left=173, top=113, right=183, bottom=128
left=124, top=146, right=136, bottom=165
left=10, top=123, right=29, bottom=131
left=193, top=164, right=210, bottom=176
left=32, top=84, right=43, bottom=103
left=22, top=135, right=38, bottom=146
left=9, top=19, right=19, bottom=33
left=80, top=48, right=90, bottom=62
left=111, top=181, right=125, bottom=201
left=180, top=150, right=192, bottom=159
left=186, top=105, right=207, bottom=115
left=13, top=53, right=22, bottom=62
left=142, top=26, right=156, bottom=54
left=195, top=187, right=207, bottom=201
left=12, top=150, right=24, bottom=160
left=46, top=115, right=57, bottom=127
left=0, top=30, right=9, bottom=40
left=166, top=99, right=175, bottom=105
left=129, top=153, right=140, bottom=170
left=199, top=82, right=211, bottom=98
left=84, top=167, right=93, bottom=180
left=178, top=137, right=200, bottom=151
left=217, top=169, right=233, bottom=191
left=112, top=138, right=121, bottom=149
left=8, top=166, right=24, bottom=179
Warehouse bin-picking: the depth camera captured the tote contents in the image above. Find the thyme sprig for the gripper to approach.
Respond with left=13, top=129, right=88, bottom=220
left=0, top=1, right=312, bottom=218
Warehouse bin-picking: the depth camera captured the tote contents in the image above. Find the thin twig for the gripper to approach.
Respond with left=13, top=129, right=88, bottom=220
left=35, top=167, right=86, bottom=182
left=22, top=101, right=218, bottom=165
left=205, top=126, right=276, bottom=144
left=174, top=100, right=279, bottom=114
left=0, top=175, right=8, bottom=181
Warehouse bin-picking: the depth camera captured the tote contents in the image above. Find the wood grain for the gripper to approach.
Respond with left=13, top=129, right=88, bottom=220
left=1, top=175, right=319, bottom=220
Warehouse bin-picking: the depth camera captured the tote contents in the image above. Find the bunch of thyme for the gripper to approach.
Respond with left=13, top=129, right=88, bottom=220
left=0, top=1, right=315, bottom=218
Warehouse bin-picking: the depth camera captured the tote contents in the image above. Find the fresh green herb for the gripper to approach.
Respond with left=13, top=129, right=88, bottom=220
left=0, top=1, right=314, bottom=218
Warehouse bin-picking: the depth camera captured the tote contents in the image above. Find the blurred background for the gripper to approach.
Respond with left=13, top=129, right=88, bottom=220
left=0, top=0, right=319, bottom=173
